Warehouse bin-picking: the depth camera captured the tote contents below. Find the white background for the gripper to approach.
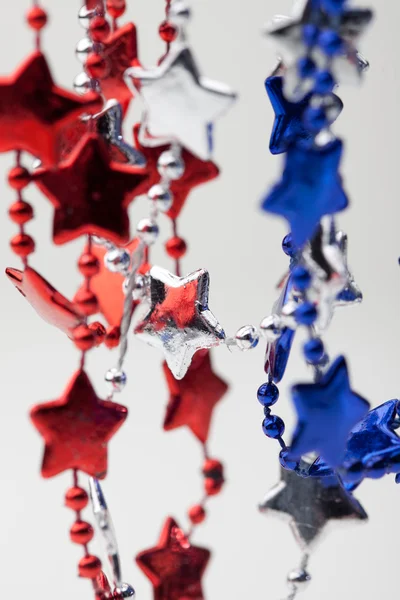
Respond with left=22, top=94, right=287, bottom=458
left=0, top=1, right=399, bottom=599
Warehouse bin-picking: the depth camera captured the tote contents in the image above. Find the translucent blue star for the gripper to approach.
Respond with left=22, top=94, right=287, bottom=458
left=288, top=355, right=370, bottom=467
left=262, top=139, right=348, bottom=247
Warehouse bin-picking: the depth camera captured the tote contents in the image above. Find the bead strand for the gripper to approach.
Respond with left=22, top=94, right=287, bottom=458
left=8, top=153, right=35, bottom=265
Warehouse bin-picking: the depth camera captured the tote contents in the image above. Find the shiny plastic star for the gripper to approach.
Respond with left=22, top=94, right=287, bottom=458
left=259, top=465, right=367, bottom=549
left=288, top=355, right=370, bottom=467
left=33, top=132, right=149, bottom=245
left=125, top=43, right=237, bottom=160
left=30, top=370, right=128, bottom=479
left=134, top=266, right=225, bottom=380
left=0, top=51, right=101, bottom=165
left=136, top=517, right=210, bottom=600
left=163, top=350, right=228, bottom=443
left=6, top=266, right=84, bottom=335
left=262, top=139, right=348, bottom=247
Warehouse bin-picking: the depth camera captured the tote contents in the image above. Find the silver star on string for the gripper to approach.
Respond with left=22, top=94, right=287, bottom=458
left=134, top=266, right=225, bottom=380
left=259, top=465, right=367, bottom=550
left=124, top=42, right=237, bottom=160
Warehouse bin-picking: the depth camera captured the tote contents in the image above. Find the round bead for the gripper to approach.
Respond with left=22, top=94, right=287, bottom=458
left=188, top=504, right=206, bottom=525
left=89, top=322, right=107, bottom=345
left=314, top=70, right=335, bottom=95
left=78, top=253, right=100, bottom=277
left=78, top=555, right=102, bottom=579
left=85, top=53, right=108, bottom=79
left=148, top=184, right=173, bottom=213
left=295, top=302, right=317, bottom=326
left=318, top=30, right=343, bottom=56
left=114, top=583, right=136, bottom=599
left=65, top=486, right=89, bottom=511
left=259, top=314, right=281, bottom=342
left=8, top=166, right=31, bottom=190
left=72, top=325, right=96, bottom=351
left=159, top=20, right=178, bottom=43
left=395, top=473, right=400, bottom=485
left=302, top=24, right=318, bottom=47
left=76, top=38, right=94, bottom=63
left=165, top=236, right=187, bottom=259
left=279, top=449, right=298, bottom=471
left=203, top=458, right=223, bottom=477
left=89, top=16, right=111, bottom=42
left=137, top=219, right=159, bottom=245
left=73, top=72, right=92, bottom=95
left=303, top=105, right=328, bottom=132
left=303, top=338, right=325, bottom=363
left=70, top=520, right=94, bottom=545
left=8, top=200, right=34, bottom=225
left=282, top=233, right=296, bottom=257
left=74, top=289, right=99, bottom=316
left=262, top=414, right=285, bottom=439
left=287, top=568, right=311, bottom=587
left=297, top=56, right=316, bottom=79
left=292, top=265, right=312, bottom=291
left=104, top=248, right=131, bottom=273
left=26, top=6, right=48, bottom=30
left=105, top=326, right=121, bottom=349
left=10, top=233, right=35, bottom=257
left=78, top=6, right=96, bottom=29
left=106, top=0, right=126, bottom=18
left=235, top=325, right=259, bottom=350
left=257, top=382, right=279, bottom=407
left=105, top=368, right=127, bottom=392
left=157, top=150, right=185, bottom=180
left=204, top=478, right=223, bottom=496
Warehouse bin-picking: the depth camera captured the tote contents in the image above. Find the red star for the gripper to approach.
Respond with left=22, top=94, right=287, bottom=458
left=30, top=370, right=128, bottom=479
left=33, top=132, right=149, bottom=246
left=133, top=124, right=220, bottom=220
left=0, top=52, right=101, bottom=166
left=6, top=266, right=84, bottom=334
left=136, top=517, right=210, bottom=600
left=163, top=350, right=228, bottom=443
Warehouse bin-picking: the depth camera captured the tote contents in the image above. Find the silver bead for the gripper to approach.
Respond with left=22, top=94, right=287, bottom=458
left=105, top=368, right=127, bottom=393
left=104, top=248, right=131, bottom=274
left=148, top=184, right=173, bottom=213
left=115, top=584, right=136, bottom=598
left=78, top=6, right=95, bottom=29
left=75, top=37, right=94, bottom=63
left=132, top=274, right=148, bottom=301
left=157, top=150, right=185, bottom=180
left=136, top=218, right=159, bottom=246
left=259, top=314, right=282, bottom=341
left=73, top=72, right=91, bottom=95
left=235, top=325, right=259, bottom=350
left=287, top=569, right=311, bottom=589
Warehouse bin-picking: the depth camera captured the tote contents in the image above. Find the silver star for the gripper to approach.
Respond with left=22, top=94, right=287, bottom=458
left=124, top=42, right=237, bottom=160
left=335, top=230, right=363, bottom=307
left=259, top=465, right=367, bottom=550
left=134, top=266, right=225, bottom=379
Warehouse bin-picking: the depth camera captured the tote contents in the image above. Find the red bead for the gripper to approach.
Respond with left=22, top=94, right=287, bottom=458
left=105, top=325, right=120, bottom=348
left=8, top=200, right=34, bottom=225
left=106, top=0, right=126, bottom=18
left=74, top=289, right=99, bottom=316
left=85, top=53, right=108, bottom=80
left=202, top=458, right=224, bottom=496
left=188, top=504, right=206, bottom=525
left=78, top=253, right=100, bottom=278
left=165, top=236, right=187, bottom=259
left=72, top=324, right=96, bottom=351
left=202, top=458, right=223, bottom=476
left=89, top=16, right=111, bottom=42
left=10, top=233, right=35, bottom=257
left=204, top=477, right=224, bottom=496
left=159, top=21, right=178, bottom=43
left=89, top=321, right=106, bottom=345
left=78, top=555, right=102, bottom=579
left=26, top=6, right=48, bottom=30
left=70, top=520, right=94, bottom=545
left=8, top=166, right=31, bottom=190
left=65, top=486, right=89, bottom=511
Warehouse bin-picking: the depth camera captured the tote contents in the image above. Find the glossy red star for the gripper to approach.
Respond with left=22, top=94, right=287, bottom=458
left=133, top=124, right=220, bottom=220
left=136, top=517, right=210, bottom=600
left=33, top=132, right=149, bottom=246
left=163, top=350, right=228, bottom=443
left=30, top=370, right=128, bottom=479
left=0, top=51, right=101, bottom=165
left=6, top=266, right=85, bottom=334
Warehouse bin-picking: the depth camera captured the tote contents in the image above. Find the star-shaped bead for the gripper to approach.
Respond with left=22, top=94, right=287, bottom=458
left=136, top=517, right=210, bottom=600
left=6, top=266, right=84, bottom=335
left=0, top=51, right=101, bottom=165
left=133, top=123, right=220, bottom=220
left=288, top=355, right=370, bottom=467
left=30, top=370, right=127, bottom=479
left=125, top=42, right=237, bottom=160
left=33, top=132, right=149, bottom=246
left=134, top=266, right=225, bottom=380
left=259, top=464, right=367, bottom=550
left=162, top=350, right=228, bottom=443
left=262, top=139, right=348, bottom=247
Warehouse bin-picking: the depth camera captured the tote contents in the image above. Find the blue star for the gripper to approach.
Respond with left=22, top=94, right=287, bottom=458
left=265, top=76, right=312, bottom=155
left=288, top=355, right=370, bottom=467
left=262, top=139, right=349, bottom=247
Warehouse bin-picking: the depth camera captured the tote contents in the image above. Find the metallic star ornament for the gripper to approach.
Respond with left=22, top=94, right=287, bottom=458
left=335, top=230, right=363, bottom=306
left=136, top=517, right=210, bottom=600
left=134, top=266, right=225, bottom=380
left=125, top=42, right=237, bottom=160
left=30, top=370, right=128, bottom=479
left=259, top=464, right=368, bottom=550
left=6, top=266, right=85, bottom=335
left=0, top=51, right=101, bottom=165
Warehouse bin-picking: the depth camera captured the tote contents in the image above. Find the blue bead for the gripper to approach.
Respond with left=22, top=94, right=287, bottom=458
left=303, top=338, right=325, bottom=363
left=279, top=448, right=298, bottom=471
left=257, top=382, right=279, bottom=407
left=303, top=106, right=328, bottom=132
left=314, top=70, right=335, bottom=95
left=302, top=24, right=319, bottom=47
left=321, top=0, right=347, bottom=16
left=292, top=265, right=312, bottom=291
left=396, top=473, right=400, bottom=484
left=318, top=30, right=344, bottom=56
left=262, top=415, right=285, bottom=439
left=282, top=233, right=295, bottom=256
left=295, top=302, right=318, bottom=326
left=297, top=56, right=316, bottom=79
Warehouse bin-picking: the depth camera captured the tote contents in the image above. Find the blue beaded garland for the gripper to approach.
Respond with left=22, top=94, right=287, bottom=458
left=279, top=448, right=298, bottom=471
left=295, top=302, right=318, bottom=326
left=302, top=24, right=319, bottom=47
left=297, top=56, right=316, bottom=79
left=318, top=30, right=344, bottom=56
left=321, top=0, right=347, bottom=16
left=292, top=265, right=312, bottom=291
left=282, top=233, right=295, bottom=257
left=257, top=382, right=280, bottom=407
left=303, top=105, right=328, bottom=132
left=303, top=337, right=325, bottom=363
left=262, top=414, right=285, bottom=439
left=314, top=70, right=335, bottom=95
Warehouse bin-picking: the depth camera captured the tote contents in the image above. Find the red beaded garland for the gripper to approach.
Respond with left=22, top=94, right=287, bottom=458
left=65, top=486, right=89, bottom=511
left=159, top=21, right=178, bottom=43
left=89, top=321, right=107, bottom=345
left=165, top=236, right=187, bottom=259
left=72, top=324, right=96, bottom=351
left=78, top=555, right=102, bottom=579
left=106, top=0, right=126, bottom=18
left=188, top=504, right=206, bottom=524
left=78, top=253, right=100, bottom=278
left=89, top=16, right=111, bottom=42
left=85, top=53, right=108, bottom=79
left=26, top=6, right=48, bottom=30
left=70, top=520, right=95, bottom=545
left=8, top=200, right=34, bottom=225
left=8, top=166, right=31, bottom=190
left=105, top=325, right=121, bottom=348
left=10, top=233, right=35, bottom=257
left=74, top=289, right=99, bottom=317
